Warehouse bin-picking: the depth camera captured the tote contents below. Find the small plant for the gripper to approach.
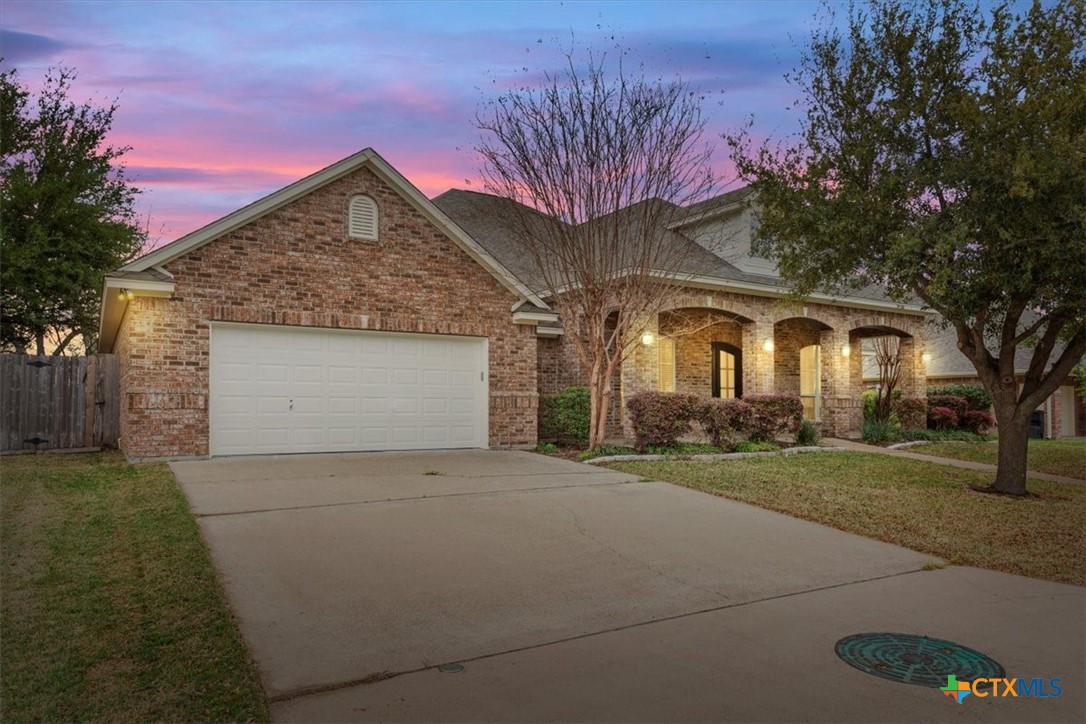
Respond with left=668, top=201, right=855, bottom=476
left=862, top=417, right=901, bottom=444
left=794, top=419, right=820, bottom=446
left=928, top=406, right=959, bottom=431
left=534, top=441, right=558, bottom=454
left=734, top=440, right=779, bottom=453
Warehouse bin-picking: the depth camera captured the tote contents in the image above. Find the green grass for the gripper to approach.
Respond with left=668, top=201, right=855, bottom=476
left=1, top=452, right=268, bottom=722
left=918, top=439, right=1086, bottom=479
left=609, top=452, right=1086, bottom=585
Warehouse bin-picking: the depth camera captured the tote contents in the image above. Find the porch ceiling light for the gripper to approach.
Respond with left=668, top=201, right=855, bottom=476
left=117, top=288, right=136, bottom=301
left=763, top=338, right=774, bottom=352
left=841, top=344, right=851, bottom=357
left=641, top=332, right=655, bottom=346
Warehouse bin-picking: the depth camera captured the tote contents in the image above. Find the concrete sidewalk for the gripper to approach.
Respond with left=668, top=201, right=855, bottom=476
left=825, top=438, right=1086, bottom=485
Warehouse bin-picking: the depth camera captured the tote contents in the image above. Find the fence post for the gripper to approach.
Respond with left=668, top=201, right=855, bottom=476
left=84, top=355, right=97, bottom=449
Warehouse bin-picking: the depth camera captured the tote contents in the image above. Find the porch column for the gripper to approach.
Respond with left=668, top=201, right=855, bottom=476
left=897, top=336, right=926, bottom=399
left=820, top=328, right=862, bottom=438
left=620, top=314, right=660, bottom=440
left=742, top=321, right=775, bottom=395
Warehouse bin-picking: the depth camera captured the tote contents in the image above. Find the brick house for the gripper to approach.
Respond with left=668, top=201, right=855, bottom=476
left=100, top=148, right=931, bottom=459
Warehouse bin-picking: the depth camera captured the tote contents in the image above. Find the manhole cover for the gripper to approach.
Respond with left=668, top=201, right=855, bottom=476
left=835, top=633, right=1004, bottom=688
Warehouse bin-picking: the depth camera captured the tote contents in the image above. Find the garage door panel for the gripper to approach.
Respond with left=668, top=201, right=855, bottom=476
left=211, top=324, right=487, bottom=456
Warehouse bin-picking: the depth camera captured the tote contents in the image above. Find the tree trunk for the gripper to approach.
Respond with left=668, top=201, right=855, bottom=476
left=990, top=404, right=1030, bottom=496
left=34, top=332, right=45, bottom=356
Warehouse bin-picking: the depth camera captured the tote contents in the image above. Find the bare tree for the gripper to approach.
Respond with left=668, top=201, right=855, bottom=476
left=475, top=50, right=717, bottom=447
left=871, top=336, right=901, bottom=422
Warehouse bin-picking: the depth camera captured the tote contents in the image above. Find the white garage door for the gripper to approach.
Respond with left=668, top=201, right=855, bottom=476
left=210, top=323, right=488, bottom=456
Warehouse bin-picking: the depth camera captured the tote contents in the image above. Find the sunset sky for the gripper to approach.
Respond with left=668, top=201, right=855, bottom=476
left=2, top=0, right=827, bottom=247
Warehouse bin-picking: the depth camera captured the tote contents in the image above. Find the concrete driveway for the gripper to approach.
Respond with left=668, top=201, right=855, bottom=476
left=173, top=450, right=1085, bottom=723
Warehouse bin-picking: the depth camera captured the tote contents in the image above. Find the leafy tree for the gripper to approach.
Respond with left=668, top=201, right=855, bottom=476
left=1, top=65, right=146, bottom=355
left=728, top=0, right=1085, bottom=495
left=475, top=50, right=717, bottom=448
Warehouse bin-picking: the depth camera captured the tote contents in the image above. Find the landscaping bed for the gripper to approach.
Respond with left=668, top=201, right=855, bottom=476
left=0, top=452, right=267, bottom=722
left=607, top=452, right=1086, bottom=585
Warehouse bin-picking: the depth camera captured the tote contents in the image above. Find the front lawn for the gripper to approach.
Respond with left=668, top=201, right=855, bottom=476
left=0, top=452, right=268, bottom=722
left=608, top=452, right=1085, bottom=585
left=918, top=439, right=1086, bottom=479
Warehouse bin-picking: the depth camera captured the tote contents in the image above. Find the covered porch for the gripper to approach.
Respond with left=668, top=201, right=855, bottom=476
left=620, top=299, right=927, bottom=440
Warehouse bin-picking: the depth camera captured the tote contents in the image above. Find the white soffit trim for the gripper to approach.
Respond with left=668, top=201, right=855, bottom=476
left=512, top=311, right=561, bottom=325
left=98, top=277, right=178, bottom=353
left=536, top=326, right=564, bottom=337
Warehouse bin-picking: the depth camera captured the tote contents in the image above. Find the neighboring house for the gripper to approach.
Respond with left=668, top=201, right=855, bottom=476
left=920, top=324, right=1084, bottom=439
left=99, top=148, right=932, bottom=460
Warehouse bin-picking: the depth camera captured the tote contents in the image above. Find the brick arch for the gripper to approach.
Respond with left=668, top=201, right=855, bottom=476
left=849, top=313, right=922, bottom=339
left=772, top=315, right=834, bottom=331
left=660, top=291, right=760, bottom=324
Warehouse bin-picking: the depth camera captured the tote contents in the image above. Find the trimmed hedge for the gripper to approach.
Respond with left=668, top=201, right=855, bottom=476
left=927, top=394, right=969, bottom=420
left=928, top=383, right=992, bottom=412
left=626, top=392, right=703, bottom=449
left=894, top=397, right=928, bottom=430
left=698, top=398, right=752, bottom=450
left=929, top=406, right=959, bottom=431
left=627, top=392, right=804, bottom=451
left=538, top=386, right=590, bottom=445
left=744, top=394, right=804, bottom=442
left=961, top=409, right=995, bottom=434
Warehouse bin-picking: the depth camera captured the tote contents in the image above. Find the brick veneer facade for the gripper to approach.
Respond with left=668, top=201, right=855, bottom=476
left=116, top=166, right=538, bottom=459
left=611, top=290, right=929, bottom=439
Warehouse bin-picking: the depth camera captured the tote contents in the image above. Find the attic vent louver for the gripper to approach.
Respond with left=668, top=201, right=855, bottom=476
left=348, top=194, right=378, bottom=240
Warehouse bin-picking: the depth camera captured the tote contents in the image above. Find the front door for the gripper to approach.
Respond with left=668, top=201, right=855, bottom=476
left=711, top=342, right=743, bottom=399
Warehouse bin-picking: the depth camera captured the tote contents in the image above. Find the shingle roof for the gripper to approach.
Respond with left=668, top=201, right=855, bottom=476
left=924, top=319, right=1080, bottom=378
left=432, top=186, right=917, bottom=309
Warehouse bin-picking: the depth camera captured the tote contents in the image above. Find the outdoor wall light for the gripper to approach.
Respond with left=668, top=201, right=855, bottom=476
left=641, top=332, right=655, bottom=346
left=763, top=338, right=774, bottom=352
left=841, top=344, right=851, bottom=357
left=117, top=288, right=136, bottom=301
left=922, top=353, right=932, bottom=363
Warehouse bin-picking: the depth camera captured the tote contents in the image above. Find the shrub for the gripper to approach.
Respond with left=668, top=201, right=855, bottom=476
left=926, top=394, right=969, bottom=420
left=626, top=391, right=702, bottom=450
left=794, top=419, right=820, bottom=446
left=893, top=397, right=927, bottom=430
left=744, top=394, right=804, bottom=442
left=928, top=406, right=959, bottom=431
left=862, top=388, right=902, bottom=420
left=862, top=417, right=901, bottom=444
left=552, top=386, right=590, bottom=446
left=960, top=409, right=995, bottom=434
left=697, top=398, right=752, bottom=450
left=735, top=440, right=779, bottom=453
left=928, top=383, right=992, bottom=412
left=534, top=441, right=558, bottom=454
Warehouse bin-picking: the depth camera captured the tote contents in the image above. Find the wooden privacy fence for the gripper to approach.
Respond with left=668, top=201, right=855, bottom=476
left=0, top=354, right=119, bottom=452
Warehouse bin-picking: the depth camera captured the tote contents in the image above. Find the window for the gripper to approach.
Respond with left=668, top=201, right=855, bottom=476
left=658, top=337, right=676, bottom=392
left=348, top=195, right=378, bottom=240
left=711, top=343, right=743, bottom=399
left=800, top=344, right=821, bottom=421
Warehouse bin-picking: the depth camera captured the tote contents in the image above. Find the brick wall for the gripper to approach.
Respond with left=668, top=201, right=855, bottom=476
left=118, top=165, right=537, bottom=459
